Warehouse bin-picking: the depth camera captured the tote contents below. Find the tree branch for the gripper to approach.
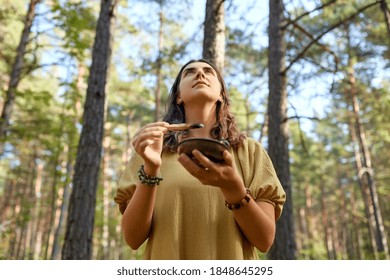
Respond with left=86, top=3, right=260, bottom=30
left=283, top=0, right=381, bottom=75
left=379, top=0, right=390, bottom=45
left=285, top=115, right=321, bottom=122
left=289, top=20, right=340, bottom=70
left=282, top=0, right=338, bottom=30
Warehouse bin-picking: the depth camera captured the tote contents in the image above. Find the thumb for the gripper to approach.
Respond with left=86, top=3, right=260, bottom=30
left=222, top=150, right=233, bottom=166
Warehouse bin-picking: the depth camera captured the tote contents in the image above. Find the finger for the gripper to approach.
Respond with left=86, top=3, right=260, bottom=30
left=222, top=150, right=233, bottom=166
left=133, top=127, right=166, bottom=140
left=132, top=134, right=151, bottom=149
left=133, top=132, right=164, bottom=154
left=138, top=139, right=154, bottom=153
left=138, top=130, right=165, bottom=140
left=132, top=130, right=165, bottom=147
left=192, top=149, right=213, bottom=169
left=144, top=121, right=169, bottom=128
left=134, top=122, right=169, bottom=138
left=142, top=126, right=168, bottom=134
left=178, top=153, right=204, bottom=174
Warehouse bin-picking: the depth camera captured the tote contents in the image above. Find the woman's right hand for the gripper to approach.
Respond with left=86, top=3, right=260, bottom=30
left=131, top=122, right=168, bottom=174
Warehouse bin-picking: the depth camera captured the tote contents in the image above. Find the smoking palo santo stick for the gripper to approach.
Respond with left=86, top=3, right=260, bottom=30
left=166, top=123, right=204, bottom=131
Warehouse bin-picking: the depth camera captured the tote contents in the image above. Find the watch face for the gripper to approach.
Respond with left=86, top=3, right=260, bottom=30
left=177, top=138, right=230, bottom=163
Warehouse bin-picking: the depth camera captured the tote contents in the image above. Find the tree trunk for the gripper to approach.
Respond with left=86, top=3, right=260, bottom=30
left=62, top=0, right=117, bottom=260
left=338, top=186, right=349, bottom=259
left=349, top=88, right=388, bottom=258
left=15, top=155, right=36, bottom=259
left=320, top=184, right=335, bottom=259
left=267, top=0, right=296, bottom=260
left=123, top=111, right=134, bottom=164
left=0, top=0, right=41, bottom=148
left=43, top=144, right=63, bottom=259
left=0, top=179, right=16, bottom=233
left=304, top=184, right=316, bottom=259
left=298, top=207, right=308, bottom=259
left=50, top=156, right=72, bottom=260
left=203, top=0, right=225, bottom=72
left=379, top=0, right=390, bottom=45
left=330, top=215, right=339, bottom=259
left=346, top=36, right=389, bottom=258
left=27, top=159, right=44, bottom=259
left=4, top=170, right=23, bottom=259
left=348, top=116, right=378, bottom=258
left=101, top=122, right=112, bottom=259
left=49, top=143, right=73, bottom=259
left=349, top=186, right=364, bottom=259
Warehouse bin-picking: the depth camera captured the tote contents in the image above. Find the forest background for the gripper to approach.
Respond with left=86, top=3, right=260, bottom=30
left=0, top=0, right=389, bottom=260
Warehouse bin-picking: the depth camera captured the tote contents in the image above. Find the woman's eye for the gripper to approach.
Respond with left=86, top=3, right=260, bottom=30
left=183, top=70, right=194, bottom=76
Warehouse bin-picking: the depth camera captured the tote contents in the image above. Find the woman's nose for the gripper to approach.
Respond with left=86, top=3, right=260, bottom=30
left=195, top=70, right=205, bottom=78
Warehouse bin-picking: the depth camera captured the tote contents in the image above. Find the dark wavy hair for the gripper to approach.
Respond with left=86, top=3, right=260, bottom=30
left=162, top=59, right=246, bottom=152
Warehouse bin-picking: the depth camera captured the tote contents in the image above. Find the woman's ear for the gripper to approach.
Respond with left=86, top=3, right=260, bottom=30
left=176, top=95, right=182, bottom=104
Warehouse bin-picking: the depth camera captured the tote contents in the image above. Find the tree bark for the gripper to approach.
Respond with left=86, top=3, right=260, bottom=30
left=348, top=114, right=378, bottom=258
left=15, top=155, right=36, bottom=259
left=320, top=183, right=335, bottom=259
left=304, top=184, right=316, bottom=259
left=4, top=171, right=22, bottom=259
left=379, top=0, right=390, bottom=45
left=338, top=185, right=349, bottom=259
left=346, top=30, right=389, bottom=258
left=0, top=0, right=41, bottom=148
left=297, top=207, right=308, bottom=259
left=62, top=0, right=117, bottom=260
left=123, top=112, right=134, bottom=165
left=27, top=158, right=44, bottom=259
left=50, top=144, right=73, bottom=260
left=348, top=186, right=364, bottom=259
left=203, top=0, right=225, bottom=72
left=267, top=0, right=296, bottom=260
left=0, top=179, right=15, bottom=232
left=101, top=122, right=112, bottom=259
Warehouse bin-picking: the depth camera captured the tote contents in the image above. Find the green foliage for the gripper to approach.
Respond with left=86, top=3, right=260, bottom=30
left=0, top=0, right=25, bottom=57
left=229, top=87, right=259, bottom=136
left=50, top=0, right=96, bottom=61
left=0, top=0, right=26, bottom=98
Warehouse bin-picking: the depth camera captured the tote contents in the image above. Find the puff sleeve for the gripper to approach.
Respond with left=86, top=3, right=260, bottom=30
left=234, top=138, right=286, bottom=220
left=114, top=152, right=143, bottom=214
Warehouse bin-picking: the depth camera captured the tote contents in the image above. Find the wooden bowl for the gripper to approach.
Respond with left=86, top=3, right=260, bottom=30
left=177, top=138, right=230, bottom=163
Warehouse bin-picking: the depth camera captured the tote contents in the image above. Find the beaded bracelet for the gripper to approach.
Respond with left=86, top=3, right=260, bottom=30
left=137, top=165, right=163, bottom=186
left=225, top=189, right=252, bottom=210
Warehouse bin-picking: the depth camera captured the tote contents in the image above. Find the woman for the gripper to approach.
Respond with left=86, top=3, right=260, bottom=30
left=114, top=59, right=286, bottom=259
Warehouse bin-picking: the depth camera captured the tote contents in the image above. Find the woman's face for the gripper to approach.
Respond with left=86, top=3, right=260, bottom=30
left=177, top=61, right=222, bottom=105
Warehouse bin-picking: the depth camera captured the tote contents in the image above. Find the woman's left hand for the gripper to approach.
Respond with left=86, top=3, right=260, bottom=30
left=177, top=149, right=244, bottom=191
